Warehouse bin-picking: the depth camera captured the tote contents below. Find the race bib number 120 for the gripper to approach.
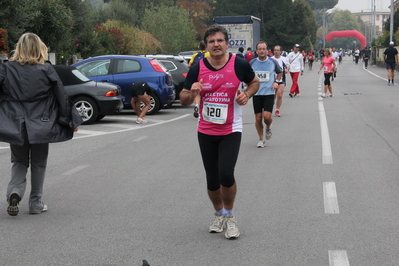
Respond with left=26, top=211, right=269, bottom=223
left=202, top=102, right=228, bottom=124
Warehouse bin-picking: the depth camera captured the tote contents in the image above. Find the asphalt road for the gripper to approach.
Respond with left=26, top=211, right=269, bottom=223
left=1, top=56, right=399, bottom=266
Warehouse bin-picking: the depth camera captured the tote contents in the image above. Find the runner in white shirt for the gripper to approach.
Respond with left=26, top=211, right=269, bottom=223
left=331, top=46, right=340, bottom=80
left=272, top=45, right=290, bottom=117
left=286, top=44, right=304, bottom=97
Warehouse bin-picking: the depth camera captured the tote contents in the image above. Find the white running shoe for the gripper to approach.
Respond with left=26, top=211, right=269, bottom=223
left=224, top=215, right=240, bottom=239
left=209, top=212, right=225, bottom=233
left=136, top=117, right=147, bottom=124
left=265, top=129, right=272, bottom=140
left=321, top=93, right=326, bottom=98
left=257, top=139, right=266, bottom=148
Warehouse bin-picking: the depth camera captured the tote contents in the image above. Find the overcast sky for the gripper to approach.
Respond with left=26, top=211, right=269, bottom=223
left=334, top=0, right=392, bottom=12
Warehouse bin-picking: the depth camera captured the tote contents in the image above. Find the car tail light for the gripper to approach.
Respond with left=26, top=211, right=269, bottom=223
left=149, top=59, right=165, bottom=72
left=166, top=72, right=173, bottom=86
left=182, top=73, right=188, bottom=78
left=105, top=90, right=117, bottom=97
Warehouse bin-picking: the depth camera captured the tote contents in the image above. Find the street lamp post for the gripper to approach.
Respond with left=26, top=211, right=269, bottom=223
left=390, top=0, right=394, bottom=42
left=322, top=7, right=328, bottom=49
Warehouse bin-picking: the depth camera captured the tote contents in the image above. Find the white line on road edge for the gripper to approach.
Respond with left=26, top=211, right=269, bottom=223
left=62, top=165, right=89, bottom=176
left=363, top=65, right=387, bottom=81
left=319, top=101, right=333, bottom=164
left=323, top=182, right=340, bottom=214
left=328, top=250, right=350, bottom=266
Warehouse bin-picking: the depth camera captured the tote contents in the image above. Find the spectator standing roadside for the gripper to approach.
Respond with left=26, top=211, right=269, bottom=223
left=384, top=41, right=399, bottom=86
left=0, top=33, right=82, bottom=216
left=251, top=41, right=282, bottom=148
left=286, top=44, right=304, bottom=97
left=180, top=25, right=259, bottom=239
left=272, top=45, right=290, bottom=117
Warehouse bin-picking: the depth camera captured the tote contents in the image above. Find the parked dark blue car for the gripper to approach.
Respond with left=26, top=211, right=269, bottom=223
left=73, top=55, right=175, bottom=115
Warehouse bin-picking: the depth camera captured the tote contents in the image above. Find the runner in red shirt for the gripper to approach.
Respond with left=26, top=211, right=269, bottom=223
left=307, top=50, right=314, bottom=70
left=244, top=47, right=254, bottom=62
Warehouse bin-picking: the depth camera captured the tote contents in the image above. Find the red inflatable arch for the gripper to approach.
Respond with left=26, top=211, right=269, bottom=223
left=325, top=30, right=367, bottom=48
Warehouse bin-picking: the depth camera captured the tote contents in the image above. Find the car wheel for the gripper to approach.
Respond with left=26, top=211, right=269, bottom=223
left=141, top=93, right=160, bottom=115
left=73, top=97, right=98, bottom=125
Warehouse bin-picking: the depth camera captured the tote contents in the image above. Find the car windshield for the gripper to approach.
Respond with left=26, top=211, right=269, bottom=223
left=76, top=59, right=111, bottom=77
left=159, top=60, right=177, bottom=71
left=72, top=69, right=91, bottom=82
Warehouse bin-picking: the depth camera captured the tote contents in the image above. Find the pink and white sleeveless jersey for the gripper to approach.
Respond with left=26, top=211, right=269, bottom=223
left=197, top=54, right=243, bottom=135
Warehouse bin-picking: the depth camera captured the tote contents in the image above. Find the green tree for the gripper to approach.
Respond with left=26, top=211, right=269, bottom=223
left=123, top=0, right=175, bottom=25
left=142, top=5, right=196, bottom=53
left=306, top=0, right=338, bottom=10
left=0, top=0, right=40, bottom=51
left=25, top=0, right=74, bottom=64
left=102, top=20, right=162, bottom=54
left=289, top=0, right=318, bottom=51
left=209, top=0, right=317, bottom=51
left=262, top=0, right=295, bottom=50
left=97, top=0, right=138, bottom=25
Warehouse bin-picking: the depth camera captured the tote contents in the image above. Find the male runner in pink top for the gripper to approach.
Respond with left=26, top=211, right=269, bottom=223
left=180, top=25, right=259, bottom=239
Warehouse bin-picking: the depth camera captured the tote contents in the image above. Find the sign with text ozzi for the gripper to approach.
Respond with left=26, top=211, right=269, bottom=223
left=224, top=24, right=253, bottom=53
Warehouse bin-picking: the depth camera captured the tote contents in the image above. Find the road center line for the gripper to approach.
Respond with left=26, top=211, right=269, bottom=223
left=328, top=250, right=350, bottom=266
left=318, top=101, right=333, bottom=164
left=323, top=182, right=340, bottom=214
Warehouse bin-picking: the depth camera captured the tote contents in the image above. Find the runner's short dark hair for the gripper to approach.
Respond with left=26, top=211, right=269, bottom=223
left=255, top=41, right=268, bottom=50
left=203, top=25, right=229, bottom=44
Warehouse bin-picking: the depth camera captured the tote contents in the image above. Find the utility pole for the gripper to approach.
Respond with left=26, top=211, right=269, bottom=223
left=390, top=0, right=394, bottom=42
left=322, top=8, right=327, bottom=49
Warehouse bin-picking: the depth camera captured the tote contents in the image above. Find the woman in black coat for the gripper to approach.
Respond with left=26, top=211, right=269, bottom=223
left=0, top=33, right=82, bottom=216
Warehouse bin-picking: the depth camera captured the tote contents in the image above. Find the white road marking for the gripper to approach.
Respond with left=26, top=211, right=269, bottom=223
left=98, top=123, right=136, bottom=129
left=72, top=114, right=189, bottom=139
left=134, top=136, right=147, bottom=142
left=323, top=182, right=340, bottom=214
left=319, top=101, right=333, bottom=164
left=364, top=65, right=387, bottom=81
left=62, top=165, right=89, bottom=176
left=329, top=250, right=350, bottom=266
left=0, top=114, right=190, bottom=150
left=0, top=144, right=9, bottom=150
left=77, top=129, right=108, bottom=135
